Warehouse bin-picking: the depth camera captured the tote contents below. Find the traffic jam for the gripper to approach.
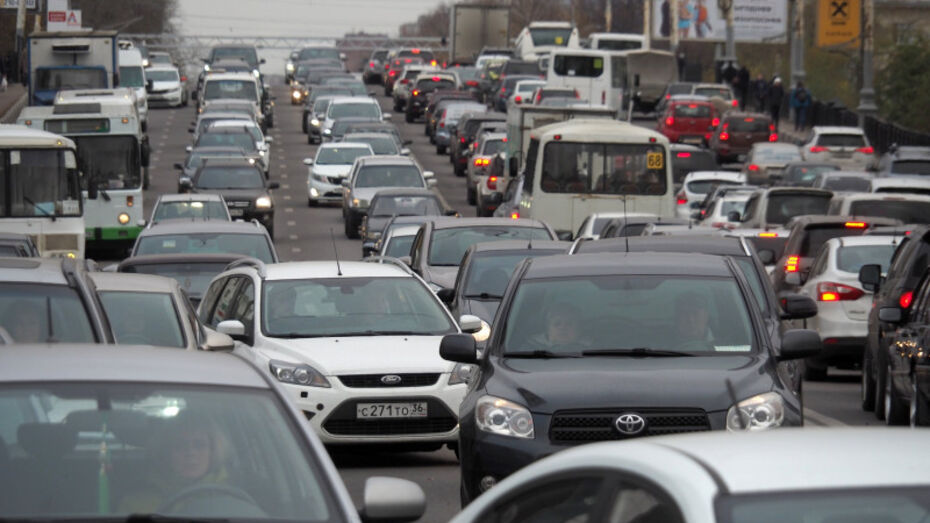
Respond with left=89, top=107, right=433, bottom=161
left=1, top=5, right=930, bottom=523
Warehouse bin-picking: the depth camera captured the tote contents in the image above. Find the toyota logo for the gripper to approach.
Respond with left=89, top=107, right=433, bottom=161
left=615, top=413, right=647, bottom=436
left=380, top=374, right=402, bottom=385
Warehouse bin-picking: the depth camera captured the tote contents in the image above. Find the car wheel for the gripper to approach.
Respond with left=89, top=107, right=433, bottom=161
left=307, top=133, right=315, bottom=144
left=861, top=351, right=876, bottom=411
left=884, top=362, right=908, bottom=425
left=875, top=350, right=888, bottom=420
left=803, top=362, right=828, bottom=381
left=437, top=144, right=446, bottom=155
left=455, top=165, right=466, bottom=177
left=467, top=185, right=476, bottom=206
left=911, top=375, right=930, bottom=426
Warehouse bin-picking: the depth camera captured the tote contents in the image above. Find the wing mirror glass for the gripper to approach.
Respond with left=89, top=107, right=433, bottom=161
left=216, top=320, right=247, bottom=341
left=778, top=329, right=822, bottom=361
left=859, top=263, right=882, bottom=292
left=203, top=329, right=235, bottom=352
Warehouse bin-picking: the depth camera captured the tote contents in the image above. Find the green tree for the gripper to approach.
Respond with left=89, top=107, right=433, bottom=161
left=877, top=38, right=930, bottom=133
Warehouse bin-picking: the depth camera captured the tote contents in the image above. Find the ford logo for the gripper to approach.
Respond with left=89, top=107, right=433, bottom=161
left=615, top=413, right=647, bottom=436
left=380, top=375, right=402, bottom=385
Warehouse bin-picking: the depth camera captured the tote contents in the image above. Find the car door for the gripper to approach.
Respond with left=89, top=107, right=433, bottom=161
left=889, top=272, right=930, bottom=385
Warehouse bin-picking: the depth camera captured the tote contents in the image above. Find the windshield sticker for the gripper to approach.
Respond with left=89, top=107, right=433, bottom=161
left=162, top=239, right=177, bottom=249
left=715, top=345, right=751, bottom=352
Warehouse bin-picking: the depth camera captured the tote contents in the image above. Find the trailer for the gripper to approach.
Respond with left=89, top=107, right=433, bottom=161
left=28, top=30, right=119, bottom=106
left=448, top=3, right=510, bottom=64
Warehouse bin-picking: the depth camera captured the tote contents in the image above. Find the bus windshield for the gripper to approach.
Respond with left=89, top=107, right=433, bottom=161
left=35, top=68, right=107, bottom=91
left=530, top=28, right=573, bottom=46
left=541, top=142, right=668, bottom=195
left=73, top=136, right=141, bottom=190
left=0, top=148, right=82, bottom=218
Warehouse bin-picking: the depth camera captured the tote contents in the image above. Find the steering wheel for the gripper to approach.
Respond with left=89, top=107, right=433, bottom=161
left=157, top=483, right=260, bottom=514
left=674, top=339, right=716, bottom=352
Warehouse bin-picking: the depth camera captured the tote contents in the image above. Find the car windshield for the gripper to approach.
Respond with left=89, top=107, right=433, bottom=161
left=764, top=194, right=831, bottom=225
left=209, top=124, right=261, bottom=143
left=694, top=86, right=732, bottom=99
left=465, top=251, right=557, bottom=298
left=316, top=146, right=371, bottom=165
left=211, top=47, right=259, bottom=67
left=0, top=382, right=337, bottom=519
left=195, top=166, right=264, bottom=189
left=530, top=27, right=573, bottom=46
left=262, top=277, right=455, bottom=337
left=819, top=176, right=871, bottom=192
left=817, top=134, right=867, bottom=147
left=849, top=200, right=930, bottom=224
left=122, top=262, right=231, bottom=300
left=755, top=147, right=802, bottom=163
left=344, top=135, right=398, bottom=155
left=800, top=226, right=868, bottom=257
left=329, top=102, right=379, bottom=119
left=717, top=197, right=749, bottom=217
left=355, top=165, right=423, bottom=188
left=146, top=69, right=179, bottom=82
left=35, top=67, right=107, bottom=90
left=428, top=227, right=552, bottom=266
left=98, top=291, right=185, bottom=347
left=502, top=275, right=754, bottom=355
left=384, top=235, right=415, bottom=258
left=118, top=66, right=145, bottom=87
left=672, top=150, right=718, bottom=183
left=482, top=139, right=506, bottom=156
left=837, top=244, right=896, bottom=274
left=0, top=283, right=96, bottom=343
left=0, top=148, right=83, bottom=218
left=196, top=132, right=257, bottom=152
left=203, top=80, right=257, bottom=102
left=891, top=160, right=930, bottom=176
left=718, top=487, right=930, bottom=523
left=298, top=47, right=340, bottom=61
left=136, top=233, right=275, bottom=263
left=370, top=195, right=440, bottom=217
left=596, top=38, right=642, bottom=51
left=153, top=200, right=229, bottom=222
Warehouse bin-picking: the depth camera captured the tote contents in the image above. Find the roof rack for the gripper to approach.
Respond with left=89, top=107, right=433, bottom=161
left=361, top=256, right=415, bottom=276
left=225, top=257, right=267, bottom=278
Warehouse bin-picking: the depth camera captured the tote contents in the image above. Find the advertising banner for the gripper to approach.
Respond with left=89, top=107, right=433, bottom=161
left=652, top=0, right=788, bottom=44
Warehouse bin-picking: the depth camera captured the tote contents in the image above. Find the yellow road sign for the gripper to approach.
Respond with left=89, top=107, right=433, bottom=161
left=817, top=0, right=860, bottom=47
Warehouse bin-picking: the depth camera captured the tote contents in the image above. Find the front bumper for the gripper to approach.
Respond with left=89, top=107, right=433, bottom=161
left=148, top=88, right=183, bottom=105
left=308, top=176, right=345, bottom=202
left=435, top=130, right=451, bottom=147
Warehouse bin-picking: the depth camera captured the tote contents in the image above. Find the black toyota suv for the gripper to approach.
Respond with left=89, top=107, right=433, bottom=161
left=439, top=252, right=821, bottom=504
left=179, top=159, right=279, bottom=239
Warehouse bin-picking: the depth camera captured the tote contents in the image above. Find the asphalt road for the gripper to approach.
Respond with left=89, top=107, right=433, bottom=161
left=139, top=80, right=878, bottom=523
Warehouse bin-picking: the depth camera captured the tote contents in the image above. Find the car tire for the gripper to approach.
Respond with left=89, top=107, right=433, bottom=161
left=345, top=214, right=359, bottom=239
left=437, top=144, right=446, bottom=155
left=803, top=362, right=828, bottom=381
left=885, top=362, right=908, bottom=425
left=467, top=185, right=477, bottom=206
left=875, top=350, right=888, bottom=420
left=861, top=352, right=876, bottom=411
left=911, top=375, right=929, bottom=426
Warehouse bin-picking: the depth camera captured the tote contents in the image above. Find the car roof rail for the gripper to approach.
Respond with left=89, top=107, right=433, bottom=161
left=225, top=257, right=267, bottom=278
left=361, top=255, right=415, bottom=276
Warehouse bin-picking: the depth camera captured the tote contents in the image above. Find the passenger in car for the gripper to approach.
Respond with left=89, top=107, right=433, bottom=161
left=673, top=292, right=713, bottom=351
left=2, top=301, right=43, bottom=343
left=532, top=303, right=590, bottom=350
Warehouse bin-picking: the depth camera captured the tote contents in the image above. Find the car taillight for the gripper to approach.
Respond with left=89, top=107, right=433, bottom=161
left=900, top=290, right=914, bottom=308
left=769, top=133, right=778, bottom=142
left=758, top=232, right=778, bottom=238
left=384, top=63, right=390, bottom=70
left=180, top=76, right=187, bottom=82
left=389, top=70, right=396, bottom=77
left=665, top=94, right=671, bottom=99
left=719, top=132, right=730, bottom=141
left=439, top=122, right=444, bottom=128
left=856, top=146, right=874, bottom=154
left=487, top=176, right=498, bottom=190
left=460, top=137, right=466, bottom=144
left=711, top=117, right=720, bottom=127
left=515, top=95, right=522, bottom=103
left=817, top=282, right=865, bottom=302
left=676, top=191, right=687, bottom=205
left=845, top=221, right=867, bottom=228
left=400, top=79, right=409, bottom=84
left=412, top=89, right=419, bottom=96
left=785, top=255, right=800, bottom=273
left=731, top=99, right=739, bottom=107
left=747, top=164, right=759, bottom=172
left=574, top=90, right=580, bottom=98
left=510, top=211, right=520, bottom=219
left=676, top=152, right=691, bottom=158
left=665, top=116, right=674, bottom=126
left=474, top=157, right=490, bottom=167
left=809, top=145, right=827, bottom=153
left=466, top=80, right=479, bottom=87
left=769, top=123, right=776, bottom=132
left=369, top=61, right=375, bottom=68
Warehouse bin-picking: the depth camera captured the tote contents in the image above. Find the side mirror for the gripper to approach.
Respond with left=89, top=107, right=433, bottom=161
left=508, top=157, right=518, bottom=178
left=400, top=148, right=411, bottom=156
left=303, top=158, right=314, bottom=166
left=427, top=179, right=438, bottom=188
left=557, top=231, right=573, bottom=241
left=878, top=306, right=903, bottom=324
left=202, top=329, right=235, bottom=352
left=265, top=136, right=274, bottom=144
left=185, top=145, right=193, bottom=153
left=398, top=255, right=412, bottom=266
left=382, top=113, right=393, bottom=121
left=779, top=293, right=818, bottom=320
left=439, top=333, right=478, bottom=363
left=268, top=182, right=280, bottom=190
left=726, top=210, right=741, bottom=222
left=859, top=263, right=882, bottom=293
left=778, top=329, right=823, bottom=361
left=188, top=127, right=195, bottom=133
left=179, top=177, right=193, bottom=191
left=146, top=79, right=154, bottom=92
left=403, top=139, right=413, bottom=146
left=339, top=52, right=347, bottom=61
left=437, top=288, right=455, bottom=304
left=423, top=171, right=435, bottom=179
left=341, top=179, right=350, bottom=188
left=459, top=314, right=482, bottom=333
left=757, top=248, right=775, bottom=265
left=173, top=162, right=184, bottom=170
left=216, top=319, right=247, bottom=342
left=444, top=209, right=459, bottom=216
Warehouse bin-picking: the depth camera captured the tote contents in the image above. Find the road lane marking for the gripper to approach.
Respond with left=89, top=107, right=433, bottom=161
left=291, top=247, right=302, bottom=253
left=284, top=208, right=293, bottom=213
left=287, top=221, right=296, bottom=226
left=289, top=234, right=298, bottom=240
left=281, top=184, right=290, bottom=189
left=803, top=408, right=847, bottom=427
left=283, top=195, right=291, bottom=200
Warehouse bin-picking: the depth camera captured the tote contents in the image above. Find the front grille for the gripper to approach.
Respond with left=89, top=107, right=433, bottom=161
left=550, top=408, right=710, bottom=443
left=44, top=234, right=79, bottom=251
left=338, top=373, right=440, bottom=388
left=322, top=397, right=457, bottom=436
left=325, top=176, right=344, bottom=185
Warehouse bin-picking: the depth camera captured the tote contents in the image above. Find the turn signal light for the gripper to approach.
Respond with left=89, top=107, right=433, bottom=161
left=758, top=232, right=778, bottom=238
left=474, top=158, right=490, bottom=167
left=785, top=255, right=800, bottom=273
left=126, top=195, right=134, bottom=207
left=412, top=89, right=419, bottom=96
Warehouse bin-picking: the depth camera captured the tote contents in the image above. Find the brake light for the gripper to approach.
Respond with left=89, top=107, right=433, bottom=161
left=431, top=76, right=440, bottom=82
left=369, top=61, right=375, bottom=68
left=389, top=70, right=396, bottom=77
left=460, top=137, right=466, bottom=144
left=676, top=191, right=688, bottom=205
left=769, top=123, right=776, bottom=132
left=676, top=152, right=691, bottom=158
left=856, top=146, right=874, bottom=154
left=817, top=282, right=864, bottom=302
left=665, top=116, right=674, bottom=127
left=180, top=76, right=187, bottom=82
left=769, top=133, right=778, bottom=142
left=510, top=211, right=520, bottom=219
left=719, top=132, right=730, bottom=141
left=439, top=122, right=444, bottom=128
left=384, top=63, right=390, bottom=70
left=487, top=176, right=498, bottom=190
left=474, top=157, right=490, bottom=167
left=665, top=94, right=671, bottom=99
left=412, top=89, right=419, bottom=96
left=412, top=48, right=420, bottom=53
left=400, top=79, right=409, bottom=84
left=466, top=80, right=479, bottom=87
left=688, top=104, right=698, bottom=108
left=744, top=117, right=755, bottom=122
left=810, top=145, right=827, bottom=153
left=711, top=117, right=720, bottom=127
left=900, top=291, right=914, bottom=308
left=731, top=99, right=739, bottom=107
left=430, top=60, right=438, bottom=66
left=404, top=58, right=412, bottom=63
left=785, top=255, right=800, bottom=273
left=748, top=164, right=759, bottom=172
left=845, top=221, right=867, bottom=228
left=758, top=232, right=778, bottom=238
left=515, top=95, right=522, bottom=103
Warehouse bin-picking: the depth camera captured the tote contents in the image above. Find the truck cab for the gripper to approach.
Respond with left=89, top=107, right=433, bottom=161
left=27, top=31, right=118, bottom=106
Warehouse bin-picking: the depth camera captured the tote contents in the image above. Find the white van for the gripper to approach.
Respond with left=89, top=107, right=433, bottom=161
left=118, top=48, right=148, bottom=129
left=515, top=119, right=674, bottom=237
left=588, top=32, right=644, bottom=51
left=514, top=21, right=580, bottom=61
left=546, top=49, right=626, bottom=112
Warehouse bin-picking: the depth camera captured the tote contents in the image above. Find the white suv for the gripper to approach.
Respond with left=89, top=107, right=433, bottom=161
left=200, top=258, right=481, bottom=450
left=802, top=126, right=874, bottom=169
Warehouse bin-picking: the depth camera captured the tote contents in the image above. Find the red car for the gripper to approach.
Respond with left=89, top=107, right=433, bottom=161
left=657, top=99, right=718, bottom=146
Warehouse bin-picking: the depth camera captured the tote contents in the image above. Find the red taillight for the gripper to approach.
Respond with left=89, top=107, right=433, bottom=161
left=487, top=176, right=498, bottom=190
left=665, top=94, right=671, bottom=99
left=384, top=63, right=390, bottom=70
left=412, top=89, right=419, bottom=96
left=900, top=291, right=914, bottom=308
left=405, top=58, right=413, bottom=63
left=515, top=95, right=522, bottom=103
left=748, top=164, right=759, bottom=172
left=809, top=145, right=827, bottom=153
left=369, top=61, right=375, bottom=68
left=400, top=79, right=409, bottom=84
left=731, top=99, right=739, bottom=107
left=711, top=117, right=720, bottom=127
left=857, top=146, right=874, bottom=154
left=769, top=133, right=778, bottom=142
left=180, top=76, right=187, bottom=82
left=665, top=116, right=674, bottom=127
left=474, top=157, right=490, bottom=167
left=439, top=122, right=444, bottom=128
left=817, top=282, right=864, bottom=302
left=845, top=221, right=867, bottom=228
left=466, top=80, right=478, bottom=87
left=510, top=211, right=520, bottom=219
left=719, top=132, right=730, bottom=141
left=785, top=255, right=800, bottom=273
left=676, top=191, right=688, bottom=205
left=388, top=70, right=397, bottom=77
left=676, top=152, right=691, bottom=158
left=574, top=90, right=580, bottom=98
left=460, top=137, right=466, bottom=144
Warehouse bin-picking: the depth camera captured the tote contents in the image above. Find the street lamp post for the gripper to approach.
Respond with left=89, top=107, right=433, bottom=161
left=857, top=0, right=877, bottom=127
left=790, top=0, right=806, bottom=88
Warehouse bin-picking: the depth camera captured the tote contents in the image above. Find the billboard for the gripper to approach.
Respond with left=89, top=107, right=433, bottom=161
left=0, top=0, right=38, bottom=8
left=652, top=0, right=788, bottom=43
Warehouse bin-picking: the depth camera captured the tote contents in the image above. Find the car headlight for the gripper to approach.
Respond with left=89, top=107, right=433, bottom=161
left=292, top=90, right=302, bottom=100
left=203, top=64, right=210, bottom=72
left=252, top=69, right=261, bottom=78
left=323, top=129, right=332, bottom=136
left=286, top=63, right=295, bottom=72
left=726, top=391, right=784, bottom=431
left=269, top=360, right=330, bottom=387
left=310, top=118, right=320, bottom=126
left=255, top=196, right=272, bottom=208
left=449, top=362, right=477, bottom=385
left=352, top=198, right=367, bottom=208
left=475, top=395, right=534, bottom=439
left=247, top=157, right=256, bottom=165
left=472, top=320, right=491, bottom=343
left=117, top=213, right=130, bottom=225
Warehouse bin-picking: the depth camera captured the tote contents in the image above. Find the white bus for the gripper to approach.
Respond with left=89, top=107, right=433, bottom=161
left=18, top=101, right=147, bottom=254
left=514, top=21, right=580, bottom=60
left=0, top=125, right=84, bottom=258
left=546, top=49, right=627, bottom=113
left=515, top=119, right=674, bottom=237
left=587, top=32, right=644, bottom=51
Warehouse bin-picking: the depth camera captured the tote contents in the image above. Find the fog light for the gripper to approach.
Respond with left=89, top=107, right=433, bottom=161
left=479, top=476, right=497, bottom=492
left=118, top=213, right=130, bottom=225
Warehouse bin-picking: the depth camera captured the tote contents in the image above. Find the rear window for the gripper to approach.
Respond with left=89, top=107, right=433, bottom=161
left=764, top=194, right=831, bottom=225
left=891, top=160, right=930, bottom=176
left=674, top=104, right=713, bottom=118
left=784, top=164, right=839, bottom=186
left=819, top=176, right=872, bottom=192
left=836, top=244, right=896, bottom=274
left=672, top=150, right=718, bottom=183
left=416, top=79, right=455, bottom=92
left=745, top=236, right=788, bottom=264
left=553, top=55, right=603, bottom=77
left=800, top=226, right=866, bottom=257
left=505, top=62, right=543, bottom=76
left=849, top=199, right=930, bottom=224
left=816, top=134, right=867, bottom=147
left=727, top=117, right=771, bottom=133
left=694, top=87, right=731, bottom=99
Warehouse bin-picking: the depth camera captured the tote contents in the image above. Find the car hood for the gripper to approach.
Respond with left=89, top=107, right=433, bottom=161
left=424, top=265, right=458, bottom=289
left=196, top=188, right=265, bottom=201
left=260, top=335, right=453, bottom=375
left=487, top=354, right=771, bottom=414
left=312, top=164, right=352, bottom=177
left=462, top=298, right=500, bottom=324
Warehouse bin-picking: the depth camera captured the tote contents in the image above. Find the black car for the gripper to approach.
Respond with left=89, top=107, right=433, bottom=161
left=669, top=143, right=719, bottom=187
left=451, top=112, right=506, bottom=177
left=405, top=76, right=457, bottom=122
left=440, top=252, right=821, bottom=504
left=492, top=74, right=540, bottom=112
left=359, top=188, right=455, bottom=253
left=179, top=159, right=279, bottom=238
left=117, top=253, right=248, bottom=308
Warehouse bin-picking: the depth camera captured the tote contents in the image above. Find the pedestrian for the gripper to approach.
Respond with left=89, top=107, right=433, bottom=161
left=790, top=81, right=812, bottom=132
left=737, top=65, right=750, bottom=110
left=752, top=73, right=768, bottom=112
left=768, top=77, right=785, bottom=129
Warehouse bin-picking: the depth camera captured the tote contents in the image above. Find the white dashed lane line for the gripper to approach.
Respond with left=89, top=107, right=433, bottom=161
left=284, top=208, right=293, bottom=213
left=286, top=221, right=296, bottom=227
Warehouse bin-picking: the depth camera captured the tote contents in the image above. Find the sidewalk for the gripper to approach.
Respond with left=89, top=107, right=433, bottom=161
left=0, top=83, right=27, bottom=124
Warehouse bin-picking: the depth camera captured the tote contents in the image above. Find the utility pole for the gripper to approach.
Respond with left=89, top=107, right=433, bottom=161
left=671, top=0, right=679, bottom=53
left=857, top=0, right=877, bottom=127
left=720, top=0, right=735, bottom=60
left=15, top=0, right=28, bottom=83
left=605, top=0, right=612, bottom=32
left=790, top=0, right=806, bottom=88
left=643, top=0, right=652, bottom=49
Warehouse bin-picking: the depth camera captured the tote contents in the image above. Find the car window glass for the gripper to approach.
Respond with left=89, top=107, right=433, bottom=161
left=849, top=200, right=930, bottom=224
left=835, top=244, right=896, bottom=274
left=816, top=134, right=867, bottom=147
left=429, top=227, right=553, bottom=266
left=764, top=194, right=831, bottom=226
left=206, top=277, right=243, bottom=327
left=198, top=276, right=227, bottom=323
left=384, top=234, right=415, bottom=258
left=733, top=258, right=768, bottom=314
left=480, top=476, right=607, bottom=523
left=136, top=233, right=275, bottom=264
left=0, top=283, right=96, bottom=343
left=99, top=292, right=185, bottom=348
left=740, top=195, right=759, bottom=222
left=605, top=480, right=685, bottom=523
left=355, top=166, right=423, bottom=188
left=231, top=279, right=255, bottom=334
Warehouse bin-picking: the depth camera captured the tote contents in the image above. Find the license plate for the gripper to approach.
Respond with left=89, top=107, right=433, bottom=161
left=356, top=402, right=427, bottom=419
left=229, top=209, right=244, bottom=217
left=682, top=137, right=703, bottom=144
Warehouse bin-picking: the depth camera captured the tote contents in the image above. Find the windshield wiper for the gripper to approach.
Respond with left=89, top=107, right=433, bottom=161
left=464, top=293, right=504, bottom=299
left=125, top=514, right=231, bottom=523
left=335, top=330, right=427, bottom=337
left=504, top=350, right=582, bottom=358
left=582, top=348, right=695, bottom=357
left=22, top=196, right=56, bottom=222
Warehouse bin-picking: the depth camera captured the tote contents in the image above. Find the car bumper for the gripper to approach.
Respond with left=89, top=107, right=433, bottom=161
left=279, top=380, right=466, bottom=444
left=308, top=177, right=344, bottom=202
left=149, top=89, right=183, bottom=105
left=435, top=131, right=451, bottom=146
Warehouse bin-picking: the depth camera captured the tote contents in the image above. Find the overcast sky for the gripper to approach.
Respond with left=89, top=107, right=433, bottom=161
left=176, top=0, right=447, bottom=37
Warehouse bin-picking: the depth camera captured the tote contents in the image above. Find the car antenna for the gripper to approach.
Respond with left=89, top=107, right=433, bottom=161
left=330, top=228, right=343, bottom=276
left=725, top=377, right=747, bottom=430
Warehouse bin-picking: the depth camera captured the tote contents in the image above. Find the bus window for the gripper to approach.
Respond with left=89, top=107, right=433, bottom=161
left=540, top=142, right=667, bottom=196
left=553, top=55, right=604, bottom=78
left=524, top=138, right=540, bottom=195
left=611, top=57, right=627, bottom=89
